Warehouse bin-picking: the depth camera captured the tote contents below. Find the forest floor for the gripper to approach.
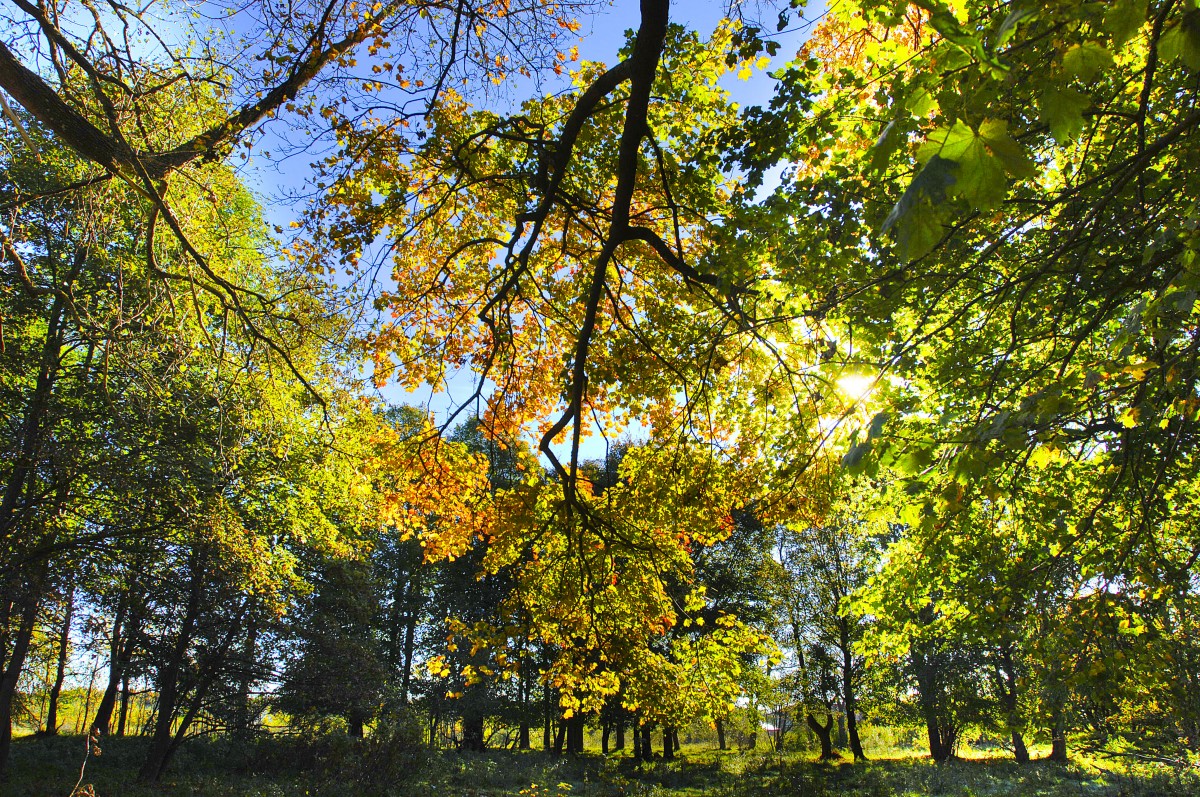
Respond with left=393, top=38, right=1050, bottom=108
left=8, top=732, right=1196, bottom=797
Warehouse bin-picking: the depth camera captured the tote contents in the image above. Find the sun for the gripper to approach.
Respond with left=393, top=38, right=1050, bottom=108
left=837, top=373, right=875, bottom=401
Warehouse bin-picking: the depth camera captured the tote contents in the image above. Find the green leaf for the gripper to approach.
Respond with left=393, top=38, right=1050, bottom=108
left=868, top=411, right=890, bottom=440
left=869, top=119, right=899, bottom=173
left=1039, top=86, right=1091, bottom=143
left=1103, top=0, right=1145, bottom=48
left=978, top=119, right=1036, bottom=178
left=993, top=5, right=1038, bottom=52
left=917, top=120, right=1030, bottom=210
left=906, top=87, right=935, bottom=117
left=917, top=121, right=981, bottom=163
left=1160, top=10, right=1200, bottom=70
left=881, top=155, right=957, bottom=260
left=1062, top=42, right=1114, bottom=82
left=843, top=440, right=872, bottom=472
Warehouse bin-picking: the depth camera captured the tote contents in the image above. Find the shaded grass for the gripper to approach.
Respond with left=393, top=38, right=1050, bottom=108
left=7, top=733, right=1196, bottom=797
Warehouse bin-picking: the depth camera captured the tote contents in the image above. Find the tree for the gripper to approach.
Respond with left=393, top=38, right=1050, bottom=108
left=280, top=558, right=388, bottom=738
left=777, top=494, right=880, bottom=761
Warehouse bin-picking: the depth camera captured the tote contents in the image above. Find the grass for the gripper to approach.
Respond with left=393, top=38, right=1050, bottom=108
left=7, top=732, right=1197, bottom=797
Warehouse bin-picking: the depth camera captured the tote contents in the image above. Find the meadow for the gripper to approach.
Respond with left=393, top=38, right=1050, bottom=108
left=8, top=731, right=1195, bottom=797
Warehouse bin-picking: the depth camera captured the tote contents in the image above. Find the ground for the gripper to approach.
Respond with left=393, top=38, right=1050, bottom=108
left=8, top=734, right=1196, bottom=797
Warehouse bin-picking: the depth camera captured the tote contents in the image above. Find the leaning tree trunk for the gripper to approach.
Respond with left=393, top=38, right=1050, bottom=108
left=0, top=589, right=39, bottom=777
left=44, top=584, right=74, bottom=735
left=92, top=599, right=130, bottom=735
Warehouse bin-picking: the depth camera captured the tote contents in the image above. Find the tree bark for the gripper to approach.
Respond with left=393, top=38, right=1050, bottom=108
left=117, top=674, right=130, bottom=737
left=92, top=599, right=129, bottom=735
left=232, top=618, right=259, bottom=738
left=1048, top=706, right=1068, bottom=762
left=0, top=587, right=40, bottom=777
left=44, top=584, right=74, bottom=735
left=138, top=549, right=203, bottom=782
left=840, top=623, right=866, bottom=760
left=805, top=712, right=836, bottom=761
left=639, top=724, right=653, bottom=760
left=716, top=717, right=726, bottom=750
left=566, top=713, right=584, bottom=754
left=518, top=668, right=530, bottom=749
left=662, top=726, right=674, bottom=759
left=0, top=289, right=67, bottom=544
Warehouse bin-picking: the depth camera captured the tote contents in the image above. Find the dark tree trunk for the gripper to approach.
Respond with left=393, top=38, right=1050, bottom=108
left=117, top=674, right=130, bottom=737
left=138, top=550, right=233, bottom=783
left=400, top=564, right=421, bottom=704
left=0, top=290, right=67, bottom=542
left=138, top=609, right=192, bottom=780
left=44, top=584, right=74, bottom=735
left=615, top=720, right=625, bottom=750
left=553, top=719, right=566, bottom=755
left=805, top=712, right=836, bottom=761
left=662, top=726, right=674, bottom=759
left=518, top=669, right=530, bottom=749
left=639, top=724, right=653, bottom=760
left=233, top=618, right=259, bottom=738
left=0, top=589, right=39, bottom=777
left=92, top=599, right=129, bottom=736
left=716, top=717, right=726, bottom=750
left=1048, top=707, right=1068, bottom=762
left=601, top=723, right=610, bottom=754
left=840, top=624, right=866, bottom=760
left=348, top=714, right=365, bottom=739
left=632, top=721, right=642, bottom=759
left=995, top=645, right=1028, bottom=764
left=463, top=713, right=485, bottom=751
left=566, top=713, right=584, bottom=754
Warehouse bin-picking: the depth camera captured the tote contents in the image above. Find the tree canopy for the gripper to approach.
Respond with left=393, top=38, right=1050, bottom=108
left=3, top=0, right=1200, bottom=782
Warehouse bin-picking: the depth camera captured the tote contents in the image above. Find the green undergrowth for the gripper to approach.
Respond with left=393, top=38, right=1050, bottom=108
left=7, top=734, right=1196, bottom=797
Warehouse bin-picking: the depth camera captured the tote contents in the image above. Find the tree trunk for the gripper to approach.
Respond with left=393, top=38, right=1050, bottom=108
left=615, top=720, right=625, bottom=750
left=716, top=716, right=726, bottom=750
left=44, top=584, right=74, bottom=735
left=117, top=673, right=130, bottom=737
left=566, top=713, right=584, bottom=754
left=138, top=549, right=204, bottom=783
left=601, top=723, right=610, bottom=754
left=349, top=714, right=366, bottom=739
left=805, top=712, right=836, bottom=761
left=553, top=719, right=566, bottom=755
left=92, top=599, right=129, bottom=735
left=840, top=627, right=866, bottom=760
left=518, top=669, right=530, bottom=749
left=639, top=724, right=653, bottom=760
left=1048, top=707, right=1068, bottom=762
left=400, top=564, right=420, bottom=704
left=662, top=726, right=674, bottom=759
left=996, top=644, right=1028, bottom=764
left=0, top=588, right=39, bottom=777
left=233, top=618, right=258, bottom=738
left=0, top=290, right=67, bottom=542
left=632, top=720, right=642, bottom=759
left=463, top=711, right=485, bottom=750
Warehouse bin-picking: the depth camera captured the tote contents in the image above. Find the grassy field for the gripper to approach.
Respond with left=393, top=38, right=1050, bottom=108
left=8, top=733, right=1196, bottom=797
